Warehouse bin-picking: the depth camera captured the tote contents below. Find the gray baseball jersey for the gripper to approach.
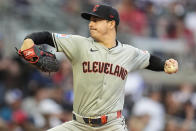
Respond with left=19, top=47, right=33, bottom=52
left=52, top=33, right=150, bottom=117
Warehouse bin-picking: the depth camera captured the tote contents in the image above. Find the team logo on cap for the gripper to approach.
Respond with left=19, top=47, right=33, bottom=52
left=109, top=14, right=114, bottom=18
left=93, top=5, right=100, bottom=12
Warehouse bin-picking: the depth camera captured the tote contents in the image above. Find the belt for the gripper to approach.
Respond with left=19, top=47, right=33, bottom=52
left=73, top=110, right=122, bottom=127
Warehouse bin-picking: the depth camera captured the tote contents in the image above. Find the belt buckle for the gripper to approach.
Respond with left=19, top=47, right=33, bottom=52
left=88, top=116, right=95, bottom=126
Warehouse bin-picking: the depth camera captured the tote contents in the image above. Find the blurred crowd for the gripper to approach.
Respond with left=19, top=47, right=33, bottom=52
left=124, top=77, right=196, bottom=131
left=0, top=57, right=74, bottom=131
left=1, top=0, right=196, bottom=131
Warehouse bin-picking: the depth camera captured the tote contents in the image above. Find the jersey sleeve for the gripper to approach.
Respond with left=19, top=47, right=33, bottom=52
left=52, top=33, right=82, bottom=62
left=130, top=47, right=150, bottom=71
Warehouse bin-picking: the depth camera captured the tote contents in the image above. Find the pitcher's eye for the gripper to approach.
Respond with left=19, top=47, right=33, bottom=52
left=90, top=17, right=103, bottom=22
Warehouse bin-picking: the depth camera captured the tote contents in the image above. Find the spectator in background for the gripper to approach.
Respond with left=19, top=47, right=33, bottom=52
left=144, top=1, right=158, bottom=38
left=49, top=86, right=73, bottom=122
left=61, top=0, right=81, bottom=14
left=38, top=98, right=69, bottom=130
left=164, top=118, right=178, bottom=131
left=28, top=69, right=54, bottom=88
left=52, top=59, right=73, bottom=91
left=22, top=85, right=72, bottom=129
left=131, top=86, right=165, bottom=131
left=22, top=87, right=53, bottom=128
left=13, top=0, right=31, bottom=19
left=182, top=101, right=195, bottom=124
left=163, top=84, right=196, bottom=131
left=164, top=90, right=181, bottom=116
left=124, top=73, right=145, bottom=102
left=0, top=57, right=29, bottom=107
left=127, top=115, right=149, bottom=131
left=52, top=60, right=73, bottom=122
left=176, top=16, right=195, bottom=51
left=123, top=73, right=145, bottom=119
left=165, top=21, right=178, bottom=39
left=172, top=84, right=196, bottom=129
left=0, top=89, right=36, bottom=131
left=163, top=1, right=195, bottom=51
left=0, top=57, right=26, bottom=90
left=0, top=118, right=9, bottom=131
left=173, top=83, right=194, bottom=104
left=118, top=0, right=148, bottom=36
left=0, top=34, right=4, bottom=59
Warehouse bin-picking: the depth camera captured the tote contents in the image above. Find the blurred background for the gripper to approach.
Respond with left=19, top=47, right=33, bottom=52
left=0, top=0, right=196, bottom=131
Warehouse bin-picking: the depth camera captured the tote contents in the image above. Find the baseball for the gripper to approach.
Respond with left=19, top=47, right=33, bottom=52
left=164, top=64, right=178, bottom=74
left=166, top=65, right=176, bottom=73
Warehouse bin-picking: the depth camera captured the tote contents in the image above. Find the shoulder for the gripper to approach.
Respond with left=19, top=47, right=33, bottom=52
left=53, top=33, right=92, bottom=44
left=69, top=35, right=88, bottom=39
left=71, top=35, right=93, bottom=46
left=53, top=33, right=87, bottom=40
left=121, top=43, right=150, bottom=56
left=72, top=35, right=92, bottom=42
left=121, top=43, right=138, bottom=51
left=122, top=43, right=148, bottom=52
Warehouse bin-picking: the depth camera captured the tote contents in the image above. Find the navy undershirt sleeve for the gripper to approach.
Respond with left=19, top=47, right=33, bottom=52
left=24, top=31, right=55, bottom=47
left=146, top=54, right=165, bottom=71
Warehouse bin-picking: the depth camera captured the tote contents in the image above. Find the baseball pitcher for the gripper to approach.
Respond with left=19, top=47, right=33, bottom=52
left=18, top=4, right=178, bottom=131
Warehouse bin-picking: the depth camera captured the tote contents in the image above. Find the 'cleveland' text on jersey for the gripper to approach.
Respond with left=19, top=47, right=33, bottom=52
left=82, top=61, right=128, bottom=80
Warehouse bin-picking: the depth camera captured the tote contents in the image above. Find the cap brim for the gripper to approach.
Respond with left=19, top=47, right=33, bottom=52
left=81, top=12, right=103, bottom=20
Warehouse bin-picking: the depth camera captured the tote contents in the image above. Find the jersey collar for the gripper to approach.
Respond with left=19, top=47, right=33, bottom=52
left=89, top=37, right=122, bottom=51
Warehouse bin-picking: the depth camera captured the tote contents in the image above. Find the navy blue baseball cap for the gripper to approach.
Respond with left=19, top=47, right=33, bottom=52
left=81, top=4, right=120, bottom=25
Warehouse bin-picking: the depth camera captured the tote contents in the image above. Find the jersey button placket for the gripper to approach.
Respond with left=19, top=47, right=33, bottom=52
left=96, top=50, right=107, bottom=104
left=101, top=51, right=108, bottom=95
left=103, top=50, right=109, bottom=87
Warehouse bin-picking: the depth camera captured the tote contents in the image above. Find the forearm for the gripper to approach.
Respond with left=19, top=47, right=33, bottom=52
left=21, top=31, right=54, bottom=51
left=146, top=54, right=165, bottom=71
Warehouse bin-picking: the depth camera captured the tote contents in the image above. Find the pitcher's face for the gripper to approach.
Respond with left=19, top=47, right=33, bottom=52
left=89, top=16, right=110, bottom=41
